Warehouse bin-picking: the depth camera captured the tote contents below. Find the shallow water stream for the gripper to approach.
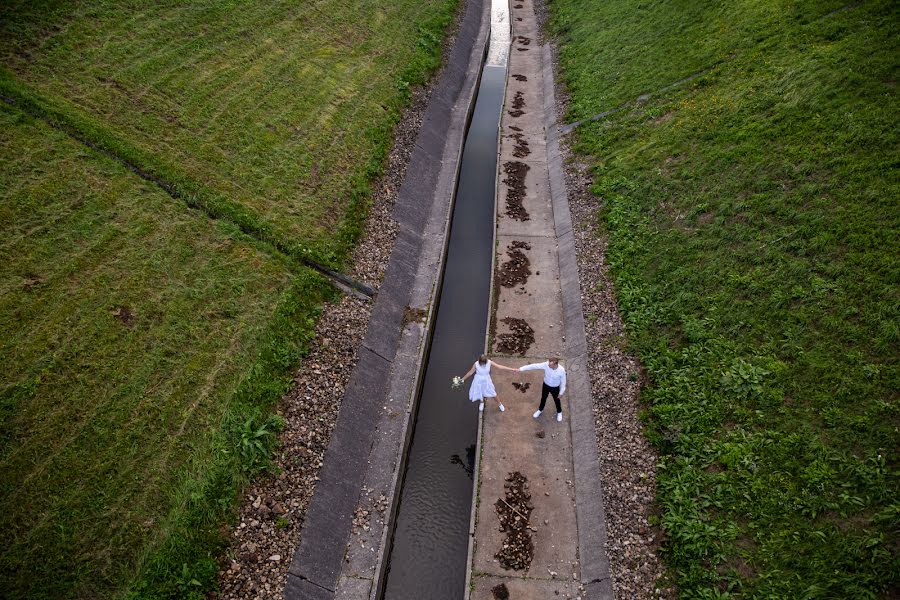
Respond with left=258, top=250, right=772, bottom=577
left=381, top=64, right=507, bottom=599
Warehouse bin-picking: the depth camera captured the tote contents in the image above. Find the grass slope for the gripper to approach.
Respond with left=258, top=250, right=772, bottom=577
left=550, top=0, right=899, bottom=596
left=0, top=104, right=330, bottom=598
left=0, top=0, right=456, bottom=265
left=0, top=0, right=458, bottom=597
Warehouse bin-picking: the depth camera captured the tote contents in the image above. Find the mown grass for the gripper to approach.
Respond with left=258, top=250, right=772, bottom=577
left=0, top=0, right=458, bottom=598
left=550, top=0, right=899, bottom=597
left=0, top=104, right=331, bottom=598
left=0, top=0, right=456, bottom=266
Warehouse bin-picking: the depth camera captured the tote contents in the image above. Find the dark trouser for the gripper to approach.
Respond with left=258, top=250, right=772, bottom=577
left=539, top=383, right=561, bottom=413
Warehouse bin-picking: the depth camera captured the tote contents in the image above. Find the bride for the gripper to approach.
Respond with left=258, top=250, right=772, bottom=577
left=458, top=354, right=517, bottom=413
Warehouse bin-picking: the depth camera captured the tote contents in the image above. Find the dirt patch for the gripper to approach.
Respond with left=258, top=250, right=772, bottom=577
left=517, top=36, right=532, bottom=46
left=514, top=3, right=524, bottom=7
left=509, top=130, right=531, bottom=158
left=517, top=47, right=530, bottom=52
left=512, top=381, right=531, bottom=393
left=535, top=429, right=545, bottom=439
left=494, top=471, right=535, bottom=571
left=401, top=306, right=427, bottom=327
left=110, top=305, right=135, bottom=327
left=651, top=110, right=674, bottom=125
left=495, top=317, right=535, bottom=356
left=498, top=241, right=531, bottom=287
left=492, top=583, right=510, bottom=599
left=512, top=74, right=528, bottom=82
left=508, top=91, right=526, bottom=118
left=22, top=273, right=42, bottom=291
left=502, top=161, right=531, bottom=221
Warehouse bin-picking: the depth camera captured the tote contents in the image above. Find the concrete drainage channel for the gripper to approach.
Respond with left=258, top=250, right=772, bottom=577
left=380, top=2, right=510, bottom=598
left=284, top=1, right=509, bottom=598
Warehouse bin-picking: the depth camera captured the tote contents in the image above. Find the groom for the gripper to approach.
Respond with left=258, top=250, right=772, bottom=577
left=519, top=357, right=566, bottom=422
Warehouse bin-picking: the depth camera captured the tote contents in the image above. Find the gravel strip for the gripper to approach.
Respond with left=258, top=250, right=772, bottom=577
left=532, top=1, right=674, bottom=598
left=212, top=6, right=466, bottom=599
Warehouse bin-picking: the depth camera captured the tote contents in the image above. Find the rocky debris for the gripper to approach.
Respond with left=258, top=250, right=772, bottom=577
left=212, top=296, right=369, bottom=599
left=495, top=471, right=535, bottom=571
left=498, top=241, right=531, bottom=287
left=495, top=317, right=535, bottom=356
left=212, top=4, right=468, bottom=598
left=502, top=161, right=531, bottom=221
left=512, top=381, right=531, bottom=393
left=532, top=1, right=674, bottom=596
left=508, top=90, right=526, bottom=118
left=492, top=582, right=511, bottom=599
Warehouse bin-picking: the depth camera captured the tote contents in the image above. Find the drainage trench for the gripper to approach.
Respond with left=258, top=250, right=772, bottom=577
left=381, top=59, right=508, bottom=600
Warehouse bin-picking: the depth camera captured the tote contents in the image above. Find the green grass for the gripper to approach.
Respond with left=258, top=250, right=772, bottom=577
left=550, top=0, right=899, bottom=597
left=0, top=0, right=457, bottom=265
left=0, top=104, right=330, bottom=598
left=0, top=0, right=458, bottom=597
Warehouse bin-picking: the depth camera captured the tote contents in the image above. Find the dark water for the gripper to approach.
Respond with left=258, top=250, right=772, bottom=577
left=382, top=65, right=506, bottom=599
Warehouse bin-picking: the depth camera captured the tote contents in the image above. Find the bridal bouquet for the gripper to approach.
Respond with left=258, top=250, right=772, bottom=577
left=451, top=376, right=464, bottom=389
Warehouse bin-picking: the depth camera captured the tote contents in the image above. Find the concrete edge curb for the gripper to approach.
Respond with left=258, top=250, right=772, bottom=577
left=541, top=43, right=615, bottom=600
left=284, top=2, right=491, bottom=598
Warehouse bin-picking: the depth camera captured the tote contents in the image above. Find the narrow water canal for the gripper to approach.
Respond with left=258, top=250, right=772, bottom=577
left=382, top=64, right=507, bottom=598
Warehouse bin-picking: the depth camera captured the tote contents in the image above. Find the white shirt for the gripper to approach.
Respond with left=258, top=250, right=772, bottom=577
left=520, top=362, right=566, bottom=395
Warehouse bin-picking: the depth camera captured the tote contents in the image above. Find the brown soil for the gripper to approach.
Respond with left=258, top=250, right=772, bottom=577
left=512, top=74, right=528, bottom=82
left=494, top=471, right=534, bottom=571
left=110, top=305, right=135, bottom=327
left=502, top=161, right=531, bottom=221
left=495, top=317, right=534, bottom=356
left=511, top=90, right=525, bottom=109
left=535, top=429, right=545, bottom=439
left=512, top=381, right=531, bottom=393
left=401, top=306, right=427, bottom=327
left=492, top=583, right=510, bottom=599
left=498, top=241, right=531, bottom=287
left=22, top=273, right=42, bottom=290
left=508, top=91, right=526, bottom=118
left=510, top=131, right=531, bottom=158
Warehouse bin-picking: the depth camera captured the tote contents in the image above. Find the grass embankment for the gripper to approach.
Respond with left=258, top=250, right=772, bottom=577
left=0, top=0, right=458, bottom=598
left=550, top=0, right=898, bottom=596
left=0, top=0, right=454, bottom=265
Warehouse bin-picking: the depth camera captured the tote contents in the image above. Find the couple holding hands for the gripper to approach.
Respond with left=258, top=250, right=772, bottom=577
left=459, top=354, right=567, bottom=422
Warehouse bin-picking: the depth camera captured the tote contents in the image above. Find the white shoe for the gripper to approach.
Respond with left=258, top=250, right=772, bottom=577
left=533, top=410, right=542, bottom=419
left=479, top=402, right=485, bottom=412
left=556, top=412, right=563, bottom=422
left=499, top=403, right=506, bottom=412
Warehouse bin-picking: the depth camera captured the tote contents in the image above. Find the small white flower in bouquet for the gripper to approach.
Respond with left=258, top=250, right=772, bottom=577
left=451, top=376, right=465, bottom=389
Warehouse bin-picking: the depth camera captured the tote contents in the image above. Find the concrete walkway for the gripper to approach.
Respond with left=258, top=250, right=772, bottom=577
left=467, top=0, right=613, bottom=598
